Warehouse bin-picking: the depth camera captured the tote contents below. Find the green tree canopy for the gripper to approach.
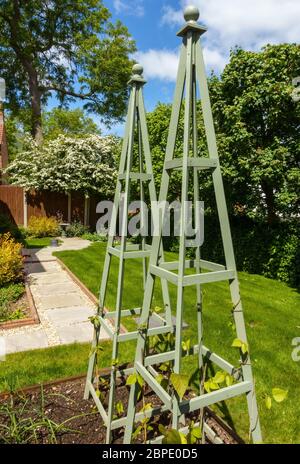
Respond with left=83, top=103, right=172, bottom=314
left=42, top=108, right=100, bottom=140
left=147, top=44, right=300, bottom=223
left=211, top=44, right=300, bottom=223
left=0, top=0, right=136, bottom=143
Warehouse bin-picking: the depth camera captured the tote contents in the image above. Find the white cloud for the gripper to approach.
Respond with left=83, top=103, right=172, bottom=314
left=134, top=45, right=228, bottom=82
left=162, top=0, right=300, bottom=48
left=150, top=0, right=300, bottom=81
left=203, top=48, right=228, bottom=74
left=113, top=0, right=144, bottom=17
left=134, top=49, right=180, bottom=82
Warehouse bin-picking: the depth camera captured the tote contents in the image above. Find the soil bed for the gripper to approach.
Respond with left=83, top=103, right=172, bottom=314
left=0, top=376, right=242, bottom=444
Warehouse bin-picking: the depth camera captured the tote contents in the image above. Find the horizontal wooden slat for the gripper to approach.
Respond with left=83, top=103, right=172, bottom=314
left=160, top=259, right=225, bottom=272
left=165, top=157, right=218, bottom=171
left=135, top=362, right=172, bottom=409
left=150, top=264, right=178, bottom=285
left=118, top=173, right=152, bottom=181
left=108, top=246, right=150, bottom=259
left=183, top=270, right=235, bottom=286
left=179, top=381, right=252, bottom=415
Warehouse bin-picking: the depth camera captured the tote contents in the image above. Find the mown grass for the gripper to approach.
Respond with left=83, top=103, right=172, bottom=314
left=24, top=237, right=54, bottom=249
left=1, top=242, right=299, bottom=444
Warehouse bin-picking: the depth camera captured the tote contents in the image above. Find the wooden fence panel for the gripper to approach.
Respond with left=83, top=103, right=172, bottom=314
left=0, top=187, right=104, bottom=229
left=70, top=191, right=85, bottom=224
left=27, top=190, right=69, bottom=222
left=0, top=185, right=24, bottom=225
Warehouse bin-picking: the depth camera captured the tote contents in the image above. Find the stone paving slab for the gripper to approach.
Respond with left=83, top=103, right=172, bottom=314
left=46, top=306, right=94, bottom=326
left=55, top=322, right=95, bottom=344
left=29, top=272, right=71, bottom=285
left=38, top=293, right=88, bottom=310
left=4, top=329, right=49, bottom=354
left=33, top=282, right=79, bottom=296
left=25, top=262, right=61, bottom=275
left=2, top=238, right=109, bottom=354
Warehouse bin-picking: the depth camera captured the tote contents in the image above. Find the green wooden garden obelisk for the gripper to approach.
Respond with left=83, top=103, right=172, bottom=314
left=84, top=64, right=173, bottom=443
left=124, top=7, right=262, bottom=444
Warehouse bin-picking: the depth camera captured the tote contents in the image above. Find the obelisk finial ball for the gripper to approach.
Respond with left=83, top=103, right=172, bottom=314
left=132, top=63, right=143, bottom=75
left=184, top=5, right=200, bottom=22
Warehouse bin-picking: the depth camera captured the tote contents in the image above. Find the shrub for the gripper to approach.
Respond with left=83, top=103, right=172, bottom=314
left=0, top=283, right=25, bottom=322
left=0, top=283, right=25, bottom=306
left=0, top=213, right=23, bottom=240
left=65, top=221, right=89, bottom=237
left=163, top=216, right=300, bottom=289
left=27, top=216, right=60, bottom=238
left=81, top=232, right=107, bottom=242
left=0, top=233, right=23, bottom=286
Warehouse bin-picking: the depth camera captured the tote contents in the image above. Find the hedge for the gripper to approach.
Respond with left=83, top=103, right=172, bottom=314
left=164, top=216, right=300, bottom=290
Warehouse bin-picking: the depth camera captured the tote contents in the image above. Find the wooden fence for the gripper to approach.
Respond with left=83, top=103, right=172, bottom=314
left=0, top=185, right=102, bottom=230
left=0, top=185, right=24, bottom=225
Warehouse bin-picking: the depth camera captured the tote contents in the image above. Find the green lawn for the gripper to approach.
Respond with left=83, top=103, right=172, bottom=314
left=24, top=237, right=55, bottom=248
left=1, top=242, right=300, bottom=444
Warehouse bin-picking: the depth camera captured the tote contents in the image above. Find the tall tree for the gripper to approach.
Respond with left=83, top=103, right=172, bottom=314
left=211, top=44, right=300, bottom=223
left=0, top=0, right=136, bottom=143
left=146, top=45, right=300, bottom=223
left=42, top=108, right=100, bottom=140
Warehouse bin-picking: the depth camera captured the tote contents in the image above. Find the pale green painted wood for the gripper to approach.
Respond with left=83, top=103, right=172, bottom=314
left=124, top=8, right=262, bottom=445
left=165, top=157, right=217, bottom=170
left=84, top=65, right=173, bottom=443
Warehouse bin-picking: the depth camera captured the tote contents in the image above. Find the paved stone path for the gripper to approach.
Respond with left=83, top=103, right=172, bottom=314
left=1, top=238, right=110, bottom=354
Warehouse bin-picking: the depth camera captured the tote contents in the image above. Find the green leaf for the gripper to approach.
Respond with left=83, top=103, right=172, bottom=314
left=159, top=362, right=171, bottom=372
left=225, top=374, right=234, bottom=387
left=182, top=339, right=191, bottom=352
left=232, top=338, right=248, bottom=354
left=241, top=342, right=249, bottom=355
left=154, top=306, right=162, bottom=313
left=204, top=381, right=211, bottom=393
left=156, top=374, right=169, bottom=391
left=141, top=403, right=152, bottom=413
left=132, top=424, right=142, bottom=440
left=170, top=373, right=189, bottom=400
left=126, top=373, right=144, bottom=388
left=204, top=379, right=220, bottom=393
left=162, top=429, right=187, bottom=445
left=89, top=315, right=101, bottom=329
left=137, top=374, right=144, bottom=388
left=186, top=432, right=196, bottom=444
left=158, top=424, right=167, bottom=435
left=115, top=400, right=124, bottom=416
left=272, top=388, right=288, bottom=403
left=213, top=371, right=225, bottom=384
left=265, top=396, right=272, bottom=410
left=232, top=338, right=243, bottom=348
left=126, top=373, right=137, bottom=385
left=209, top=381, right=220, bottom=391
left=191, top=427, right=202, bottom=439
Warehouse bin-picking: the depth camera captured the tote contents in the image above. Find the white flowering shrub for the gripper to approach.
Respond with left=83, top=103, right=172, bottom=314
left=5, top=134, right=118, bottom=198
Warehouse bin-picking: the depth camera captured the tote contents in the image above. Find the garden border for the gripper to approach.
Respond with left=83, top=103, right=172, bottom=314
left=0, top=369, right=243, bottom=444
left=0, top=283, right=40, bottom=331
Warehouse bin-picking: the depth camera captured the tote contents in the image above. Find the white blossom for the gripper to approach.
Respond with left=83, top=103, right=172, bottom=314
left=5, top=134, right=118, bottom=198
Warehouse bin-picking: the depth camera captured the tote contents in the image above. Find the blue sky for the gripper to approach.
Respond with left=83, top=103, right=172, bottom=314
left=49, top=0, right=300, bottom=136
